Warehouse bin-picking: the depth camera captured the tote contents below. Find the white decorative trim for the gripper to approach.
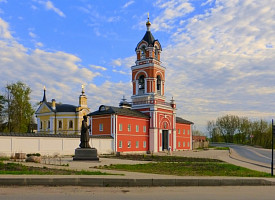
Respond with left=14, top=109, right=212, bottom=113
left=132, top=64, right=165, bottom=71
left=134, top=70, right=149, bottom=80
left=155, top=70, right=164, bottom=80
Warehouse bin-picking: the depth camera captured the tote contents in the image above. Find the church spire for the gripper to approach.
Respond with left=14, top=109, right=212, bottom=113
left=146, top=12, right=151, bottom=31
left=42, top=86, right=47, bottom=102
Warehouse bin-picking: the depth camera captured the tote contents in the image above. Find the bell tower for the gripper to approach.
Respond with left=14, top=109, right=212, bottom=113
left=131, top=15, right=165, bottom=104
left=131, top=15, right=177, bottom=153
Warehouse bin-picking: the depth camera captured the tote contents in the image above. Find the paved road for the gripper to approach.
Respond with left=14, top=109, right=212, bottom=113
left=1, top=186, right=275, bottom=200
left=211, top=143, right=273, bottom=166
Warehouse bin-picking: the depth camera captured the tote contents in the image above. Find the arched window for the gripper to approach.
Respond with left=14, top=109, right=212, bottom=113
left=58, top=120, right=62, bottom=129
left=157, top=75, right=161, bottom=94
left=155, top=46, right=158, bottom=59
left=69, top=120, right=73, bottom=129
left=138, top=75, right=145, bottom=94
left=141, top=46, right=146, bottom=59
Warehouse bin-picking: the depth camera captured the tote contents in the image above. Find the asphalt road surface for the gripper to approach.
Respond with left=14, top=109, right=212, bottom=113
left=1, top=186, right=275, bottom=200
left=211, top=143, right=273, bottom=165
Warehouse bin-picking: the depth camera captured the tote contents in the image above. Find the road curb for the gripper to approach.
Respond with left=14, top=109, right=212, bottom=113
left=0, top=177, right=274, bottom=187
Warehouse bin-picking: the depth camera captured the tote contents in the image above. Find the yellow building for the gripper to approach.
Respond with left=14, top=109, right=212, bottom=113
left=35, top=86, right=90, bottom=135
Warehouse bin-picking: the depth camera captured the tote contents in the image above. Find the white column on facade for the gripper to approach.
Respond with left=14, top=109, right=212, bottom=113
left=37, top=118, right=40, bottom=132
left=149, top=128, right=158, bottom=152
left=115, top=115, right=117, bottom=153
left=144, top=78, right=147, bottom=94
left=90, top=117, right=93, bottom=135
left=135, top=80, right=138, bottom=95
left=50, top=117, right=54, bottom=134
left=159, top=129, right=162, bottom=152
left=111, top=115, right=113, bottom=137
left=154, top=129, right=158, bottom=152
left=173, top=114, right=176, bottom=151
left=190, top=124, right=193, bottom=150
left=168, top=130, right=171, bottom=150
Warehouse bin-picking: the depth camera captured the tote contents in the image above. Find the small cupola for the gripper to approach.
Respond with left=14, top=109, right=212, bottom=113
left=170, top=97, right=176, bottom=109
left=52, top=99, right=56, bottom=110
left=135, top=14, right=162, bottom=61
left=119, top=96, right=131, bottom=109
left=79, top=84, right=88, bottom=108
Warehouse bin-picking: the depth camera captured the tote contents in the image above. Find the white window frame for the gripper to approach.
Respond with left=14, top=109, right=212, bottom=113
left=128, top=141, right=131, bottom=148
left=136, top=125, right=139, bottom=132
left=183, top=129, right=185, bottom=135
left=178, top=142, right=181, bottom=147
left=183, top=142, right=186, bottom=147
left=119, top=123, right=123, bottom=131
left=143, top=141, right=146, bottom=148
left=99, top=124, right=103, bottom=131
left=128, top=124, right=131, bottom=132
left=69, top=120, right=73, bottom=129
left=178, top=129, right=180, bottom=134
left=58, top=120, right=62, bottom=129
left=143, top=126, right=146, bottom=133
left=119, top=141, right=122, bottom=148
left=136, top=141, right=139, bottom=148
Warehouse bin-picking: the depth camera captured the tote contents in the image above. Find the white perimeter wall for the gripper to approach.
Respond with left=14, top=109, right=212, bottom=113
left=0, top=136, right=114, bottom=156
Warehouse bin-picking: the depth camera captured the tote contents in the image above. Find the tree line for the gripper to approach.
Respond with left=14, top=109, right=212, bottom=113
left=207, top=115, right=273, bottom=148
left=0, top=81, right=35, bottom=133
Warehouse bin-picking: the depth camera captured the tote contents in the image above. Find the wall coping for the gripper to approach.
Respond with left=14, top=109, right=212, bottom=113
left=0, top=133, right=113, bottom=139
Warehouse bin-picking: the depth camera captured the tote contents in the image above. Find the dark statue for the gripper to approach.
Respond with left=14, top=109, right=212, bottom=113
left=79, top=115, right=91, bottom=148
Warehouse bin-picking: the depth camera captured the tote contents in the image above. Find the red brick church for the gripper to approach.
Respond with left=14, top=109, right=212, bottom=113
left=88, top=17, right=193, bottom=153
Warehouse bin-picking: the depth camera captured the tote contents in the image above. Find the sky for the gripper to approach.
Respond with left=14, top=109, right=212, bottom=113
left=0, top=0, right=274, bottom=133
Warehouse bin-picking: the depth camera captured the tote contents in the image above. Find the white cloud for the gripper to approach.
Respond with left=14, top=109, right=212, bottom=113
left=112, top=59, right=122, bottom=66
left=29, top=32, right=36, bottom=38
left=38, top=1, right=66, bottom=18
left=31, top=5, right=38, bottom=10
left=107, top=16, right=120, bottom=23
left=152, top=0, right=195, bottom=31
left=35, top=42, right=43, bottom=47
left=0, top=17, right=100, bottom=107
left=122, top=0, right=134, bottom=8
left=112, top=69, right=127, bottom=75
left=89, top=65, right=107, bottom=71
left=0, top=18, right=12, bottom=39
left=160, top=0, right=275, bottom=129
left=86, top=81, right=132, bottom=110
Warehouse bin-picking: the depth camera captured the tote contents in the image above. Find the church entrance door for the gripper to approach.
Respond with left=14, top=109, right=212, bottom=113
left=162, top=130, right=169, bottom=151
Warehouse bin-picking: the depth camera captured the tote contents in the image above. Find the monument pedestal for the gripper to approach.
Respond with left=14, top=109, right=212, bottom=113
left=73, top=148, right=99, bottom=161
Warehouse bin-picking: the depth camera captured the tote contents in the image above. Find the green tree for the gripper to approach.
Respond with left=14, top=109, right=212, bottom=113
left=207, top=120, right=223, bottom=142
left=0, top=93, right=6, bottom=125
left=216, top=115, right=240, bottom=143
left=5, top=82, right=35, bottom=133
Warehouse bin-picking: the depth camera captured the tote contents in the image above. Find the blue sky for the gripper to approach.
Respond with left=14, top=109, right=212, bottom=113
left=0, top=0, right=274, bottom=132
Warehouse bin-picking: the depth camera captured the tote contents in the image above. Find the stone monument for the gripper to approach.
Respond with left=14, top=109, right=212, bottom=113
left=73, top=115, right=99, bottom=161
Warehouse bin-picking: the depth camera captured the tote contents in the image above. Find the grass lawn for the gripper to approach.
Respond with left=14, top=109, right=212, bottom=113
left=100, top=155, right=270, bottom=177
left=0, top=161, right=114, bottom=175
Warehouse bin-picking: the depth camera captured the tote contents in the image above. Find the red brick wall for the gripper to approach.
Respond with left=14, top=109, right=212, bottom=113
left=92, top=115, right=111, bottom=135
left=117, top=115, right=149, bottom=152
left=176, top=123, right=191, bottom=150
